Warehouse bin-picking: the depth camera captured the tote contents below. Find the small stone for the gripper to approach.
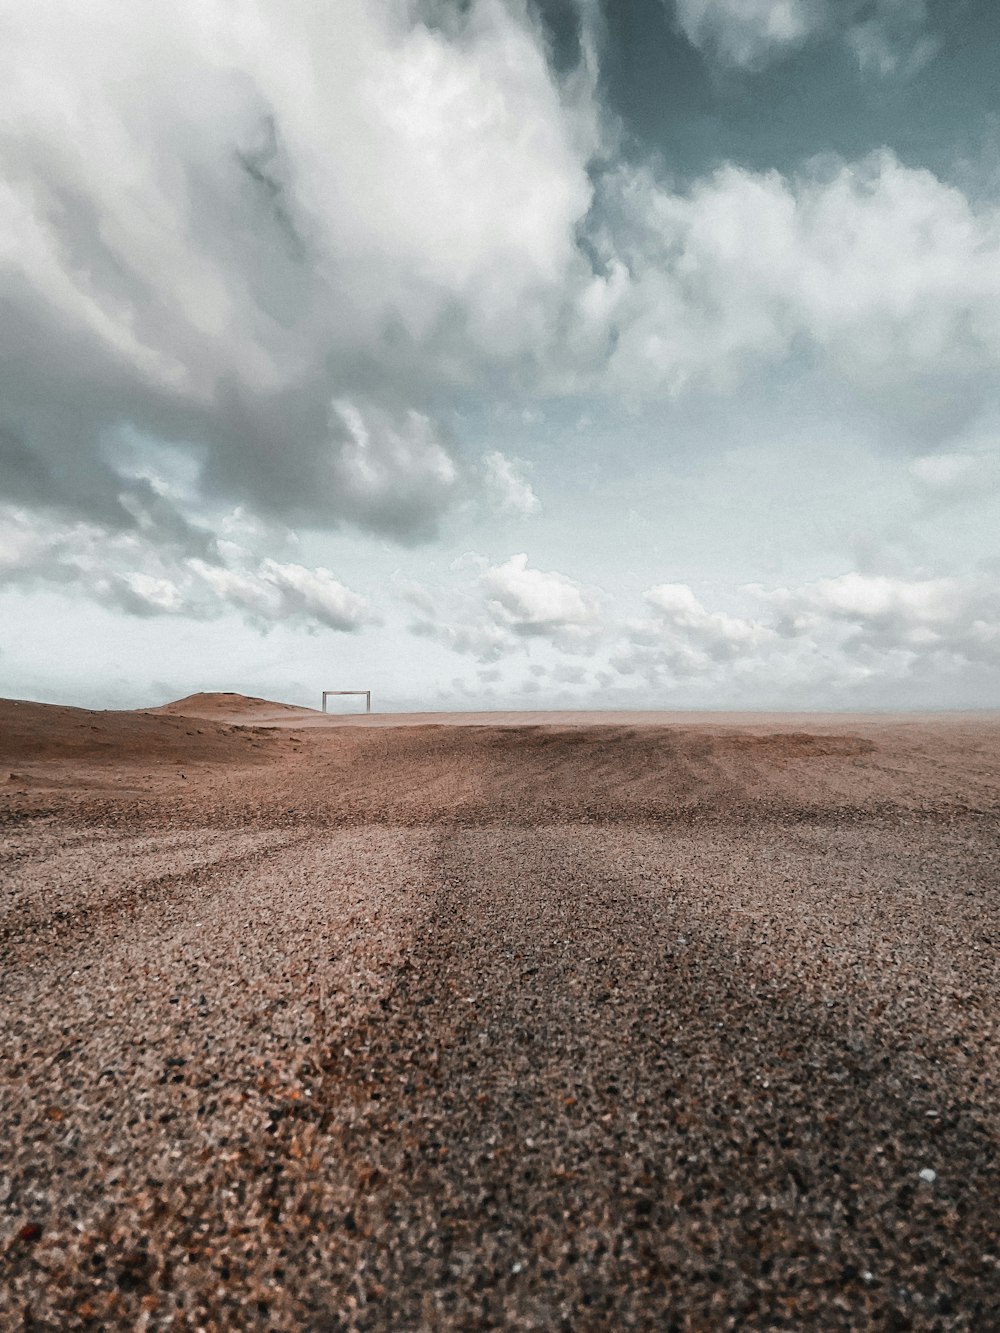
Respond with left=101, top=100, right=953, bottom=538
left=919, top=1168, right=937, bottom=1184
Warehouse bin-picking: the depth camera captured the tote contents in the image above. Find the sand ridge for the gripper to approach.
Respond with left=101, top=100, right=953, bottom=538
left=150, top=691, right=325, bottom=725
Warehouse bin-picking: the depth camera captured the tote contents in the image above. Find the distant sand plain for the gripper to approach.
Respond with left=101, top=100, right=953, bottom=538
left=3, top=693, right=1000, bottom=1327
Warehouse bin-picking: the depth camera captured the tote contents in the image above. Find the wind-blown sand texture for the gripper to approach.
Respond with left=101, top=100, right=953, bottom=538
left=2, top=694, right=1000, bottom=1329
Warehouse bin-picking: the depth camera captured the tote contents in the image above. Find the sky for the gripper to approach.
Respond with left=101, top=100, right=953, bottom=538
left=3, top=0, right=1000, bottom=712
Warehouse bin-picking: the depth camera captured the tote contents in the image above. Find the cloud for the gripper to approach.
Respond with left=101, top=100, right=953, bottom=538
left=0, top=504, right=368, bottom=631
left=645, top=582, right=768, bottom=657
left=395, top=555, right=1000, bottom=705
left=408, top=612, right=513, bottom=665
left=671, top=0, right=936, bottom=76
left=590, top=150, right=1000, bottom=416
left=326, top=401, right=459, bottom=543
left=608, top=573, right=1000, bottom=700
left=400, top=550, right=1000, bottom=693
left=846, top=0, right=937, bottom=78
left=481, top=553, right=601, bottom=638
left=399, top=568, right=513, bottom=663
left=911, top=453, right=980, bottom=490
left=400, top=550, right=603, bottom=663
left=190, top=557, right=370, bottom=632
left=758, top=572, right=1000, bottom=664
left=909, top=445, right=1000, bottom=512
left=111, top=573, right=186, bottom=616
left=0, top=0, right=994, bottom=652
left=766, top=571, right=958, bottom=632
left=483, top=451, right=541, bottom=516
left=612, top=584, right=770, bottom=681
left=0, top=0, right=993, bottom=565
left=672, top=0, right=821, bottom=70
left=0, top=0, right=597, bottom=549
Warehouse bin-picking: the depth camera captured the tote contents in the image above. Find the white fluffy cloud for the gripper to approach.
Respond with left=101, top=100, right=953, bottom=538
left=401, top=551, right=603, bottom=663
left=611, top=584, right=768, bottom=683
left=759, top=572, right=1000, bottom=664
left=642, top=583, right=769, bottom=665
left=610, top=572, right=1000, bottom=699
left=0, top=504, right=369, bottom=631
left=190, top=557, right=369, bottom=632
left=400, top=553, right=1000, bottom=696
left=590, top=150, right=1000, bottom=405
left=481, top=553, right=601, bottom=638
left=766, top=572, right=959, bottom=632
left=327, top=401, right=459, bottom=541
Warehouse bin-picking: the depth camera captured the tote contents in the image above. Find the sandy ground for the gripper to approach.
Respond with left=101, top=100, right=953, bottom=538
left=2, top=693, right=1000, bottom=1329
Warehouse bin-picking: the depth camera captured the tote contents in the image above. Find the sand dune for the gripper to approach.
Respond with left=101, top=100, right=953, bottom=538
left=0, top=696, right=254, bottom=764
left=150, top=691, right=324, bottom=724
left=3, top=694, right=1000, bottom=1327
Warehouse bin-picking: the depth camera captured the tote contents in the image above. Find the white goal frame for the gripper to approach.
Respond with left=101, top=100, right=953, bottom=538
left=322, top=689, right=371, bottom=714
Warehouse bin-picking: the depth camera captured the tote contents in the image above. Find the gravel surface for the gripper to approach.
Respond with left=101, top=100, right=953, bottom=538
left=2, top=698, right=1000, bottom=1328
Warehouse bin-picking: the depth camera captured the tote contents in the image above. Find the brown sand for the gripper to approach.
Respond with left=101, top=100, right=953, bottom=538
left=2, top=694, right=1000, bottom=1328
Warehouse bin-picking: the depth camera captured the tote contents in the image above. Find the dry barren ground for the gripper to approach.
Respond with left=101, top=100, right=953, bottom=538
left=2, top=695, right=1000, bottom=1330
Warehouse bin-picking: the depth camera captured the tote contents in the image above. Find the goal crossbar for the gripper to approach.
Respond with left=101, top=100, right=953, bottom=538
left=321, top=690, right=371, bottom=714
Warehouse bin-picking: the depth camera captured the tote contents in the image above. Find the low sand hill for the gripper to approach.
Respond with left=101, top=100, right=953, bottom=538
left=150, top=691, right=322, bottom=725
left=0, top=696, right=265, bottom=766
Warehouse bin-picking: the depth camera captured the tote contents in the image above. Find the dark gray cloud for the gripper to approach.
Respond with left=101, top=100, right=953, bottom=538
left=0, top=0, right=617, bottom=588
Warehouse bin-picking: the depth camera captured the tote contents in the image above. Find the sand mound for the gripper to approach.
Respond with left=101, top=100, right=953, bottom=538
left=0, top=697, right=269, bottom=765
left=152, top=692, right=315, bottom=721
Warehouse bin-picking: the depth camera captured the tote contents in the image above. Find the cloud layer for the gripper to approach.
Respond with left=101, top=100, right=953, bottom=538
left=1, top=0, right=998, bottom=713
left=400, top=555, right=1000, bottom=706
left=2, top=0, right=991, bottom=572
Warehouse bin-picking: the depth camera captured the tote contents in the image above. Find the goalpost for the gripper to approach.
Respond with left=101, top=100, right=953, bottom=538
left=321, top=689, right=372, bottom=714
